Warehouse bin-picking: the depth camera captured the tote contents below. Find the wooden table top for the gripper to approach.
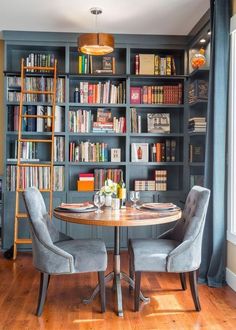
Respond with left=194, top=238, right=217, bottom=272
left=53, top=206, right=182, bottom=227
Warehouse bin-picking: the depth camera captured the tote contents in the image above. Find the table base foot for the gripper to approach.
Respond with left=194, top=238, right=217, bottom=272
left=83, top=272, right=114, bottom=304
left=120, top=272, right=150, bottom=304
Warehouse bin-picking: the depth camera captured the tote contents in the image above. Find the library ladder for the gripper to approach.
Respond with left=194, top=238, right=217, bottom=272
left=13, top=59, right=58, bottom=260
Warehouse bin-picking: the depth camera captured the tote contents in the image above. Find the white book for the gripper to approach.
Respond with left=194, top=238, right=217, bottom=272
left=54, top=105, right=63, bottom=132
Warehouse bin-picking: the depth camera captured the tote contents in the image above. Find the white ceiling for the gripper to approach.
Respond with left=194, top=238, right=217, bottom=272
left=0, top=0, right=209, bottom=38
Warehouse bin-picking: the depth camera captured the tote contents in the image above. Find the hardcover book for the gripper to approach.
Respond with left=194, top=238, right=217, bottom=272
left=130, top=87, right=141, bottom=104
left=147, top=113, right=170, bottom=133
left=139, top=54, right=155, bottom=75
left=131, top=143, right=149, bottom=162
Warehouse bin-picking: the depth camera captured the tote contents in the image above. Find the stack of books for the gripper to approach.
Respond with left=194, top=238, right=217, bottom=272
left=77, top=173, right=94, bottom=191
left=134, top=180, right=156, bottom=191
left=188, top=117, right=207, bottom=133
left=155, top=170, right=167, bottom=191
left=147, top=113, right=170, bottom=133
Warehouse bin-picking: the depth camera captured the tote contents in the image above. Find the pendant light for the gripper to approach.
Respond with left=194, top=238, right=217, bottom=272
left=78, top=8, right=114, bottom=56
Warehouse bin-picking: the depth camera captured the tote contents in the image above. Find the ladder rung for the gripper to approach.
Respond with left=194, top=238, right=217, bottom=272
left=16, top=213, right=28, bottom=218
left=17, top=189, right=52, bottom=192
left=18, top=163, right=51, bottom=167
left=19, top=139, right=53, bottom=143
left=21, top=115, right=53, bottom=119
left=15, top=238, right=32, bottom=244
left=22, top=90, right=54, bottom=95
left=24, top=66, right=55, bottom=71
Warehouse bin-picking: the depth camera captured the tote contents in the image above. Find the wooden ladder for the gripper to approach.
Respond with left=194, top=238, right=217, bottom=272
left=13, top=59, right=57, bottom=260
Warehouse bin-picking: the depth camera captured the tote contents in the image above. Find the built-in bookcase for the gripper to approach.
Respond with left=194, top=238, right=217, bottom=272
left=2, top=31, right=208, bottom=250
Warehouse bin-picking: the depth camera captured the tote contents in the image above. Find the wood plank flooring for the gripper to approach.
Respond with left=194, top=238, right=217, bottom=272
left=0, top=251, right=236, bottom=330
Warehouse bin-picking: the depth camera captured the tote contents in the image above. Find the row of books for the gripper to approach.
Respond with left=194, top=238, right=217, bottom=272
left=7, top=77, right=65, bottom=103
left=69, top=141, right=109, bottom=162
left=78, top=55, right=116, bottom=74
left=8, top=105, right=64, bottom=132
left=130, top=84, right=182, bottom=105
left=189, top=144, right=205, bottom=162
left=8, top=141, right=38, bottom=161
left=188, top=80, right=208, bottom=104
left=135, top=54, right=176, bottom=75
left=188, top=117, right=207, bottom=133
left=68, top=109, right=126, bottom=133
left=73, top=81, right=126, bottom=104
left=150, top=141, right=177, bottom=162
left=6, top=165, right=64, bottom=191
left=131, top=141, right=176, bottom=162
left=54, top=137, right=65, bottom=162
left=25, top=53, right=56, bottom=71
left=94, top=169, right=123, bottom=191
left=134, top=169, right=167, bottom=191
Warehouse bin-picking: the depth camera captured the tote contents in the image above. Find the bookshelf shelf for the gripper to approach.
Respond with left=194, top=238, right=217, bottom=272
left=130, top=133, right=184, bottom=137
left=68, top=103, right=126, bottom=107
left=130, top=104, right=185, bottom=108
left=130, top=74, right=187, bottom=80
left=188, top=132, right=206, bottom=136
left=189, top=162, right=205, bottom=167
left=69, top=162, right=126, bottom=166
left=68, top=133, right=126, bottom=137
left=188, top=100, right=208, bottom=107
left=129, top=162, right=184, bottom=166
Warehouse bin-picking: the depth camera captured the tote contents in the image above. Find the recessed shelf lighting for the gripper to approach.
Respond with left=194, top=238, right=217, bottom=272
left=200, top=38, right=206, bottom=43
left=207, top=30, right=211, bottom=35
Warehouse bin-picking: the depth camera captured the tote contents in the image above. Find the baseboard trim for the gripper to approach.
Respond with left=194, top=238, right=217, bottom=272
left=226, top=267, right=236, bottom=291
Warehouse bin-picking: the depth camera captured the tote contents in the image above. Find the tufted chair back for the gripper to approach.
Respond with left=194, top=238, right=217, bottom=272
left=166, top=186, right=210, bottom=272
left=23, top=187, right=73, bottom=274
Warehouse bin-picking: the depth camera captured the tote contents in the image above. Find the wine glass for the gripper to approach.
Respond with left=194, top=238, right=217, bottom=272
left=130, top=191, right=140, bottom=208
left=94, top=193, right=105, bottom=214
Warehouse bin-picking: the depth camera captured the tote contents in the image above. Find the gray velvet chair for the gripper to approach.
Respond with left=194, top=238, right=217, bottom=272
left=23, top=187, right=107, bottom=316
left=129, top=185, right=210, bottom=312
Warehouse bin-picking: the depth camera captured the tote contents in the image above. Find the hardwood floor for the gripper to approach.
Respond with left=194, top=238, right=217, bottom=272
left=0, top=251, right=236, bottom=330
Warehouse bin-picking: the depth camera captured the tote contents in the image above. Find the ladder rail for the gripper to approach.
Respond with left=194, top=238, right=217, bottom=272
left=13, top=59, right=57, bottom=259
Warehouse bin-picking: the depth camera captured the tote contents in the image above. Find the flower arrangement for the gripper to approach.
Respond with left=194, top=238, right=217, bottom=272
left=100, top=179, right=117, bottom=196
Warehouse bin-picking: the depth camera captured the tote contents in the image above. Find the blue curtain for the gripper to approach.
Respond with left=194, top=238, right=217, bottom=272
left=199, top=0, right=230, bottom=287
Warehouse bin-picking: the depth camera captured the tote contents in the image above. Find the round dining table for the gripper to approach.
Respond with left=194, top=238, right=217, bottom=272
left=54, top=205, right=182, bottom=317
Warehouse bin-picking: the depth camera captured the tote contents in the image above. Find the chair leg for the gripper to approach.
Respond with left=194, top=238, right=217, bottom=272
left=98, top=271, right=106, bottom=313
left=36, top=272, right=50, bottom=316
left=129, top=253, right=134, bottom=292
left=179, top=273, right=187, bottom=290
left=189, top=270, right=201, bottom=311
left=134, top=271, right=141, bottom=312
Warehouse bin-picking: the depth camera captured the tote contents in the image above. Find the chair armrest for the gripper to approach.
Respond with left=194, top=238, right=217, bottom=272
left=167, top=239, right=200, bottom=272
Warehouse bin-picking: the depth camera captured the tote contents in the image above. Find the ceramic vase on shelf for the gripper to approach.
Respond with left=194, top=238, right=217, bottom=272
left=191, top=48, right=206, bottom=70
left=105, top=194, right=112, bottom=207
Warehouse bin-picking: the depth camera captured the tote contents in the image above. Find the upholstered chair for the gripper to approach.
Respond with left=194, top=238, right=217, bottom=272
left=129, top=185, right=210, bottom=312
left=23, top=187, right=107, bottom=316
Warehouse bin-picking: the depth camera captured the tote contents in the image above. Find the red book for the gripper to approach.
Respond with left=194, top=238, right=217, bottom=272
left=130, top=87, right=141, bottom=104
left=88, top=84, right=93, bottom=103
left=79, top=173, right=94, bottom=177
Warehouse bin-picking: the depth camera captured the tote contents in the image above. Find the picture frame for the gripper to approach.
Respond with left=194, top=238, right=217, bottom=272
left=111, top=148, right=121, bottom=162
left=147, top=113, right=170, bottom=133
left=131, top=143, right=149, bottom=162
